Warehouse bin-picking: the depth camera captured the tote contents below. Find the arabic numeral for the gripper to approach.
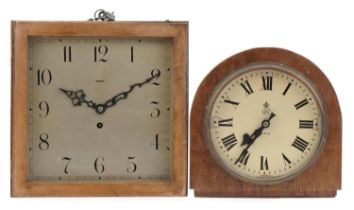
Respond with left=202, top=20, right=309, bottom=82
left=150, top=101, right=160, bottom=118
left=150, top=134, right=159, bottom=150
left=150, top=69, right=161, bottom=86
left=127, top=156, right=137, bottom=174
left=62, top=157, right=72, bottom=174
left=38, top=133, right=49, bottom=150
left=37, top=69, right=52, bottom=86
left=38, top=101, right=49, bottom=118
left=94, top=45, right=108, bottom=62
left=94, top=156, right=105, bottom=174
left=63, top=46, right=72, bottom=62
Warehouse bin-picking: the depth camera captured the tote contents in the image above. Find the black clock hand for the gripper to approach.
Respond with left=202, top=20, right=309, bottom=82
left=59, top=70, right=160, bottom=115
left=59, top=88, right=99, bottom=111
left=102, top=70, right=161, bottom=112
left=235, top=112, right=276, bottom=164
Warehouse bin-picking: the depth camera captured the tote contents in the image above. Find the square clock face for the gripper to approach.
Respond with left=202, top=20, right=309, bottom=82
left=27, top=37, right=172, bottom=181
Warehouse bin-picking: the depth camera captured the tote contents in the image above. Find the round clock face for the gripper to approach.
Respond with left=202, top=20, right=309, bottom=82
left=205, top=64, right=326, bottom=184
left=27, top=37, right=172, bottom=181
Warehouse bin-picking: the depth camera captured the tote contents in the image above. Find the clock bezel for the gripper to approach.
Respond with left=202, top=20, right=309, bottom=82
left=203, top=62, right=328, bottom=185
left=11, top=21, right=188, bottom=196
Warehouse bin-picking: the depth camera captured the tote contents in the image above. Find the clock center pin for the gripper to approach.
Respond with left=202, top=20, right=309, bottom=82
left=96, top=105, right=105, bottom=114
left=96, top=122, right=103, bottom=129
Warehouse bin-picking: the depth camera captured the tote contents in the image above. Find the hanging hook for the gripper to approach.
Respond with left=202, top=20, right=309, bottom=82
left=90, top=9, right=115, bottom=21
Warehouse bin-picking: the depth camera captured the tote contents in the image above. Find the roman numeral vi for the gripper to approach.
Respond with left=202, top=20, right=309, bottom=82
left=260, top=156, right=269, bottom=170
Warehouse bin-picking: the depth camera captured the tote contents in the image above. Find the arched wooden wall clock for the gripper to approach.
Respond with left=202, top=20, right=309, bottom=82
left=11, top=11, right=188, bottom=196
left=190, top=48, right=341, bottom=197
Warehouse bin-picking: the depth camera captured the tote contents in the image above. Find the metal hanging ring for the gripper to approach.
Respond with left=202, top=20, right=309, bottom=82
left=90, top=9, right=115, bottom=21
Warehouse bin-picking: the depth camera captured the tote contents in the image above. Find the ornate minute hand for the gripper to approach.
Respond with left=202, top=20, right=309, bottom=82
left=234, top=112, right=276, bottom=165
left=101, top=70, right=161, bottom=113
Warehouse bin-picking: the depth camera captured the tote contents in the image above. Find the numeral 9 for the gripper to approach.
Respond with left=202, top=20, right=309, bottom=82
left=38, top=101, right=49, bottom=118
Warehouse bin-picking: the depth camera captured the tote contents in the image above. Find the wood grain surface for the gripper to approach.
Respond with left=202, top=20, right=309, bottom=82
left=190, top=48, right=341, bottom=197
left=11, top=21, right=188, bottom=196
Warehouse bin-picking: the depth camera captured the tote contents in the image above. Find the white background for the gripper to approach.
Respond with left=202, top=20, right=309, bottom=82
left=1, top=0, right=353, bottom=209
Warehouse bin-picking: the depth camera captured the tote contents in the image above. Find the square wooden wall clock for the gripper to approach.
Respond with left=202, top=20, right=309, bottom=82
left=11, top=20, right=188, bottom=196
left=190, top=48, right=341, bottom=197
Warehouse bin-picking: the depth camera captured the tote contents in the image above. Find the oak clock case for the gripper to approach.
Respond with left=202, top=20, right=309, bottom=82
left=11, top=21, right=188, bottom=196
left=190, top=48, right=341, bottom=197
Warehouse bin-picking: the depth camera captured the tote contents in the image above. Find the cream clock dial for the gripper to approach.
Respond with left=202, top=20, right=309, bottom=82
left=206, top=64, right=326, bottom=183
left=27, top=37, right=172, bottom=181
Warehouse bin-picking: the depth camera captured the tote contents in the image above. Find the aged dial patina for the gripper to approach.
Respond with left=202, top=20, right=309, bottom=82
left=206, top=64, right=326, bottom=183
left=27, top=37, right=172, bottom=181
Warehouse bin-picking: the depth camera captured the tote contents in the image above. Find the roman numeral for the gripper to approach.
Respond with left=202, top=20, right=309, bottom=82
left=218, top=118, right=233, bottom=127
left=224, top=99, right=239, bottom=106
left=240, top=80, right=253, bottom=95
left=299, top=120, right=314, bottom=129
left=262, top=76, right=273, bottom=90
left=292, top=136, right=309, bottom=152
left=282, top=153, right=291, bottom=165
left=63, top=46, right=72, bottom=62
left=221, top=133, right=238, bottom=151
left=260, top=156, right=269, bottom=170
left=235, top=150, right=250, bottom=165
left=282, top=83, right=292, bottom=96
left=223, top=96, right=239, bottom=110
left=294, top=99, right=309, bottom=110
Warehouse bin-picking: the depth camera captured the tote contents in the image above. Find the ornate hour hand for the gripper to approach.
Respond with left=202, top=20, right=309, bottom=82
left=235, top=112, right=276, bottom=164
left=102, top=70, right=161, bottom=111
left=59, top=88, right=99, bottom=110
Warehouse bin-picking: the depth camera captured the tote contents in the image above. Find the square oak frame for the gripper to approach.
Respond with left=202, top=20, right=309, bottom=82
left=11, top=21, right=188, bottom=196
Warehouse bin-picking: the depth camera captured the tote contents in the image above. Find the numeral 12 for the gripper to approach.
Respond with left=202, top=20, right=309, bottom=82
left=94, top=45, right=108, bottom=62
left=262, top=76, right=273, bottom=91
